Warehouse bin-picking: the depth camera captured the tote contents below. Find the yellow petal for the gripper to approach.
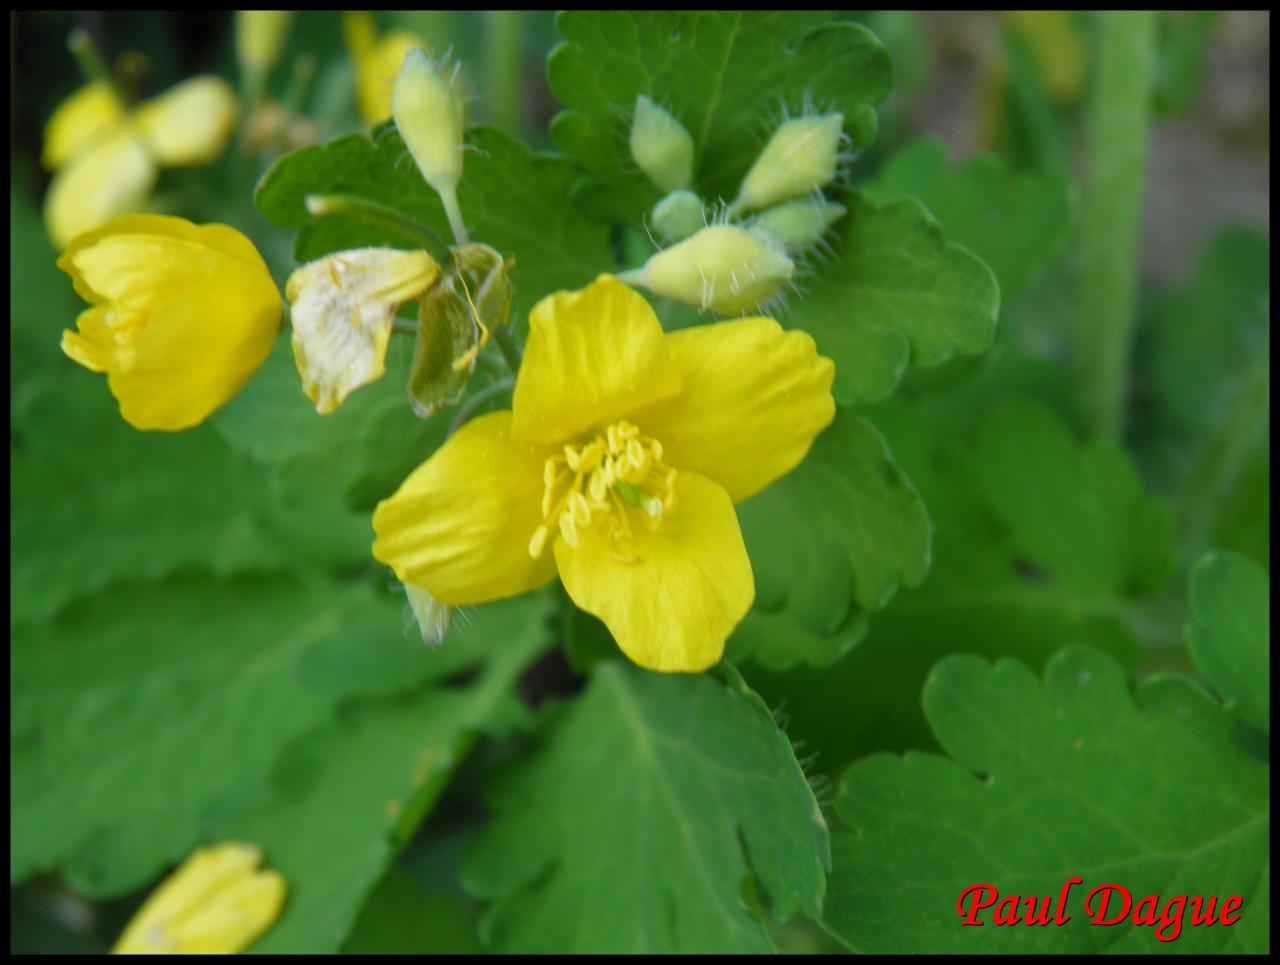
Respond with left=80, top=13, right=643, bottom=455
left=44, top=128, right=156, bottom=250
left=133, top=76, right=239, bottom=167
left=631, top=316, right=835, bottom=502
left=285, top=247, right=438, bottom=414
left=511, top=275, right=682, bottom=443
left=111, top=842, right=286, bottom=954
left=58, top=215, right=282, bottom=430
left=42, top=80, right=126, bottom=170
left=372, top=410, right=558, bottom=605
left=554, top=471, right=754, bottom=672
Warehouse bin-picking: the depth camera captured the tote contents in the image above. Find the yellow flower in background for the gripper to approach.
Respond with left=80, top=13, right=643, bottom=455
left=111, top=842, right=286, bottom=954
left=373, top=276, right=835, bottom=672
left=43, top=76, right=239, bottom=249
left=59, top=215, right=282, bottom=431
left=1003, top=11, right=1087, bottom=105
left=344, top=11, right=425, bottom=126
left=286, top=247, right=439, bottom=414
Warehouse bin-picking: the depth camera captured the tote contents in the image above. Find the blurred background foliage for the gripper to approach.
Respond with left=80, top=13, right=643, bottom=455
left=10, top=10, right=1269, bottom=954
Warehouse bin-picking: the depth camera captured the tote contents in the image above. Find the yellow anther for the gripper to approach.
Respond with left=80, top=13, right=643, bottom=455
left=529, top=420, right=678, bottom=561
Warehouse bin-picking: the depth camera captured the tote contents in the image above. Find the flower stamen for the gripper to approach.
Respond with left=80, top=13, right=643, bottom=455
left=529, top=420, right=677, bottom=560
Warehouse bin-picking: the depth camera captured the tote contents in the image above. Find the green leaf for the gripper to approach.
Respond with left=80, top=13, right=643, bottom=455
left=10, top=181, right=79, bottom=387
left=862, top=136, right=1075, bottom=300
left=548, top=11, right=892, bottom=222
left=10, top=573, right=527, bottom=897
left=786, top=193, right=999, bottom=405
left=745, top=371, right=1172, bottom=771
left=212, top=337, right=452, bottom=511
left=222, top=595, right=552, bottom=954
left=462, top=662, right=829, bottom=953
left=731, top=409, right=931, bottom=669
left=1140, top=227, right=1269, bottom=458
left=821, top=646, right=1270, bottom=953
left=341, top=868, right=482, bottom=955
left=1187, top=551, right=1270, bottom=734
left=254, top=124, right=612, bottom=326
left=9, top=369, right=360, bottom=624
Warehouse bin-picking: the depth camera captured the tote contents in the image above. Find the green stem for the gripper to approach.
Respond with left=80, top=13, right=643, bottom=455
left=449, top=376, right=514, bottom=435
left=484, top=10, right=523, bottom=136
left=438, top=184, right=470, bottom=247
left=67, top=27, right=110, bottom=87
left=1176, top=341, right=1271, bottom=556
left=305, top=194, right=451, bottom=262
left=1077, top=11, right=1157, bottom=440
left=391, top=317, right=417, bottom=336
left=491, top=325, right=523, bottom=375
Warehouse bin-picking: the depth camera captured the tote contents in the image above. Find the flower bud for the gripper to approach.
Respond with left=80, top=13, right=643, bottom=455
left=630, top=95, right=694, bottom=193
left=638, top=224, right=793, bottom=315
left=730, top=113, right=844, bottom=215
left=393, top=48, right=465, bottom=197
left=751, top=198, right=846, bottom=251
left=651, top=189, right=704, bottom=244
left=235, top=11, right=294, bottom=83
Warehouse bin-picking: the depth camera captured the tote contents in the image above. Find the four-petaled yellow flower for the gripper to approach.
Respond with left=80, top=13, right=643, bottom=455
left=111, top=842, right=286, bottom=954
left=373, top=275, right=835, bottom=672
left=59, top=215, right=282, bottom=431
left=43, top=76, right=238, bottom=248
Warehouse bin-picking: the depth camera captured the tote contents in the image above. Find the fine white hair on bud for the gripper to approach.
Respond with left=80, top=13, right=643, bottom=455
left=650, top=189, right=705, bottom=244
left=393, top=48, right=470, bottom=244
left=750, top=197, right=846, bottom=251
left=728, top=112, right=845, bottom=217
left=629, top=224, right=794, bottom=316
left=393, top=48, right=464, bottom=193
left=629, top=95, right=695, bottom=193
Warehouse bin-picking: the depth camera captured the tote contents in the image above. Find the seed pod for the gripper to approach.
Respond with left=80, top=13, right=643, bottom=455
left=392, top=48, right=465, bottom=197
left=637, top=224, right=793, bottom=315
left=751, top=198, right=846, bottom=251
left=651, top=189, right=705, bottom=244
left=629, top=95, right=695, bottom=193
left=730, top=112, right=844, bottom=215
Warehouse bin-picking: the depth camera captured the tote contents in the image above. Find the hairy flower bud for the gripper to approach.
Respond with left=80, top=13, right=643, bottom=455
left=651, top=189, right=705, bottom=244
left=393, top=48, right=465, bottom=197
left=635, top=224, right=793, bottom=315
left=730, top=113, right=844, bottom=215
left=630, top=95, right=695, bottom=192
left=751, top=198, right=846, bottom=251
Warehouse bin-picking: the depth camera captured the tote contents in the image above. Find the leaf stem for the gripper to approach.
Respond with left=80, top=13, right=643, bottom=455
left=1076, top=11, right=1157, bottom=440
left=305, top=193, right=452, bottom=262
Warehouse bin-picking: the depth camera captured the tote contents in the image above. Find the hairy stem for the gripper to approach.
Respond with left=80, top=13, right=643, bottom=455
left=491, top=324, right=523, bottom=375
left=1077, top=11, right=1157, bottom=440
left=305, top=193, right=452, bottom=262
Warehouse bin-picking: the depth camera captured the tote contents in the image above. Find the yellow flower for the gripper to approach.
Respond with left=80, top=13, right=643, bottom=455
left=59, top=215, right=282, bottom=431
left=344, top=11, right=425, bottom=126
left=111, top=842, right=286, bottom=954
left=285, top=247, right=439, bottom=414
left=372, top=276, right=835, bottom=672
left=43, top=77, right=238, bottom=249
